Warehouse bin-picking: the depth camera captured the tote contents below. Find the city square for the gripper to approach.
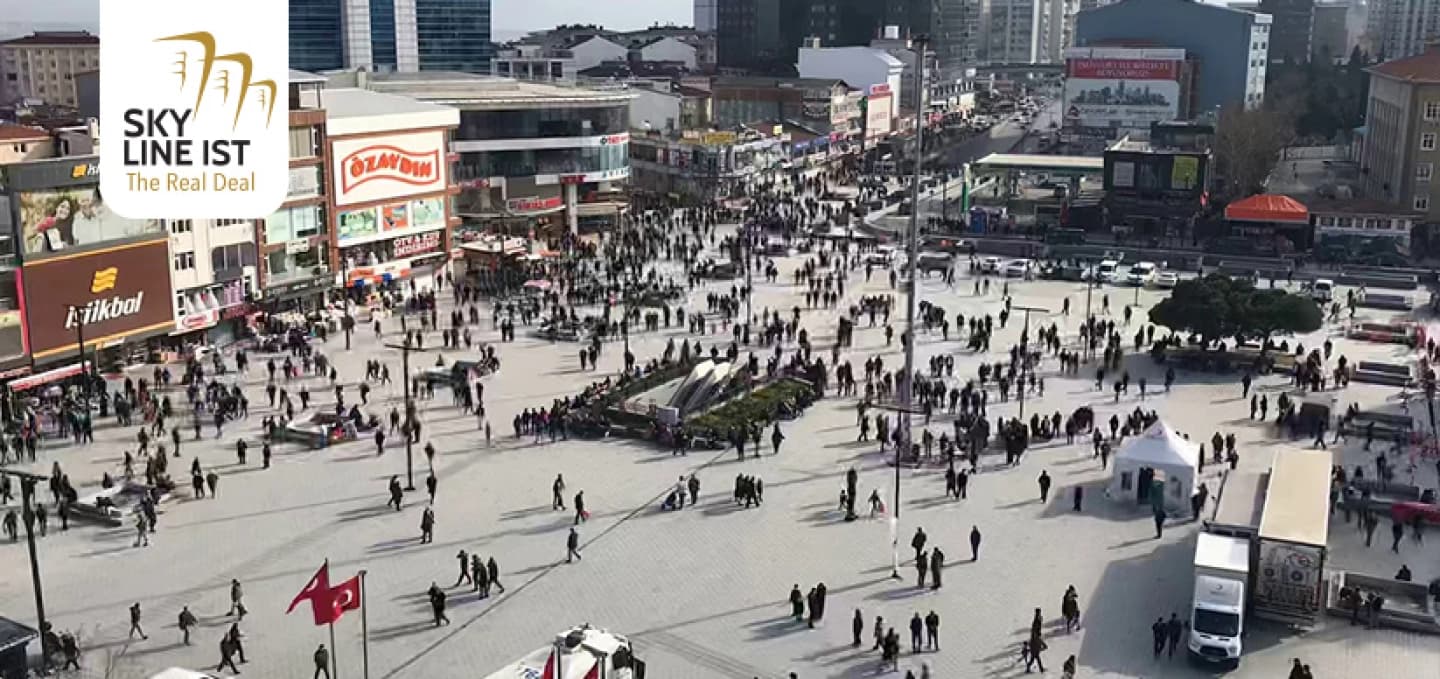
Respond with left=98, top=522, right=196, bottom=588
left=0, top=199, right=1436, bottom=678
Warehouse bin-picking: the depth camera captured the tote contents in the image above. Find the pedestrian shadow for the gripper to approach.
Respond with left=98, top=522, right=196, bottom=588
left=116, top=639, right=188, bottom=658
left=994, top=497, right=1042, bottom=510
left=1038, top=481, right=1131, bottom=521
left=743, top=614, right=807, bottom=641
left=366, top=536, right=420, bottom=553
left=863, top=585, right=934, bottom=602
left=335, top=504, right=397, bottom=523
left=908, top=494, right=959, bottom=510
left=74, top=543, right=138, bottom=559
left=498, top=505, right=551, bottom=521
left=367, top=620, right=436, bottom=641
left=700, top=501, right=754, bottom=517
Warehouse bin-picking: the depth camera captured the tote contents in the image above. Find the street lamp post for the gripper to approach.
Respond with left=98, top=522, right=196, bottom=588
left=1012, top=304, right=1049, bottom=419
left=2, top=470, right=49, bottom=674
left=383, top=338, right=428, bottom=490
left=892, top=35, right=929, bottom=582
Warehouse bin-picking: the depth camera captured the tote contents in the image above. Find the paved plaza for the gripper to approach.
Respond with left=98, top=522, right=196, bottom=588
left=1, top=220, right=1438, bottom=679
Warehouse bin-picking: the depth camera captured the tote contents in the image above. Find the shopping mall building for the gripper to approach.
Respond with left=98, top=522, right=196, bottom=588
left=327, top=70, right=633, bottom=239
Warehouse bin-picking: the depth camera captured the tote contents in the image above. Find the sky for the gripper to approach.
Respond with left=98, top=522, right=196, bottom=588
left=0, top=0, right=693, bottom=41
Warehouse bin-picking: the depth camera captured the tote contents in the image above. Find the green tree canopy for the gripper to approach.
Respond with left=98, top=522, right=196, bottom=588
left=1148, top=274, right=1322, bottom=345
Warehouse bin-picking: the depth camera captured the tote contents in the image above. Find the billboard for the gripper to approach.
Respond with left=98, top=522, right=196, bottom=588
left=331, top=130, right=448, bottom=207
left=20, top=240, right=176, bottom=359
left=16, top=186, right=164, bottom=257
left=336, top=196, right=449, bottom=246
left=1064, top=48, right=1183, bottom=129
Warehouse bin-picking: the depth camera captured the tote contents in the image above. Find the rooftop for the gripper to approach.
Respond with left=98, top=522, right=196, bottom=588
left=1297, top=195, right=1424, bottom=216
left=713, top=76, right=848, bottom=90
left=338, top=71, right=634, bottom=109
left=0, top=31, right=98, bottom=47
left=290, top=69, right=327, bottom=85
left=1367, top=45, right=1440, bottom=84
left=322, top=88, right=459, bottom=136
left=0, top=123, right=50, bottom=142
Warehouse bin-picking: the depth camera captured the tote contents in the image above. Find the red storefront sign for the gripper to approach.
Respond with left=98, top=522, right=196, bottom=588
left=1067, top=58, right=1180, bottom=80
left=392, top=231, right=443, bottom=259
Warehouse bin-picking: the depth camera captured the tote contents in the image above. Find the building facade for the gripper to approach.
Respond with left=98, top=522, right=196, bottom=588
left=797, top=46, right=905, bottom=125
left=1367, top=0, right=1440, bottom=60
left=1310, top=1, right=1352, bottom=62
left=347, top=72, right=633, bottom=236
left=1075, top=0, right=1271, bottom=113
left=0, top=32, right=100, bottom=107
left=289, top=0, right=492, bottom=74
left=1358, top=46, right=1440, bottom=223
left=1259, top=0, right=1316, bottom=63
left=259, top=71, right=335, bottom=310
left=0, top=154, right=175, bottom=371
left=711, top=76, right=859, bottom=136
left=987, top=0, right=1049, bottom=64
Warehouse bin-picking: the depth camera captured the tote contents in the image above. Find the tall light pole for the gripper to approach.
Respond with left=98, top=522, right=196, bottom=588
left=66, top=303, right=91, bottom=413
left=2, top=470, right=49, bottom=674
left=383, top=338, right=428, bottom=490
left=1012, top=304, right=1049, bottom=419
left=891, top=35, right=929, bottom=581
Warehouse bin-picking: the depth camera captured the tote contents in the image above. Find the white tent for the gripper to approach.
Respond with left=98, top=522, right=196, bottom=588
left=1108, top=420, right=1200, bottom=514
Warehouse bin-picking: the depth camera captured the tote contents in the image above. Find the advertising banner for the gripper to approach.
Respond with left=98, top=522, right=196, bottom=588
left=17, top=186, right=164, bottom=258
left=337, top=209, right=379, bottom=240
left=331, top=130, right=448, bottom=207
left=411, top=198, right=445, bottom=227
left=1064, top=50, right=1183, bottom=130
left=21, top=240, right=176, bottom=358
left=391, top=231, right=443, bottom=259
left=381, top=204, right=409, bottom=231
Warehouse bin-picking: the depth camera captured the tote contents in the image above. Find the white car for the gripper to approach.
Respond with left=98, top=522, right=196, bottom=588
left=980, top=256, right=1004, bottom=273
left=1153, top=271, right=1179, bottom=289
left=1126, top=262, right=1157, bottom=286
left=1002, top=258, right=1035, bottom=279
left=866, top=246, right=896, bottom=266
left=1084, top=259, right=1121, bottom=284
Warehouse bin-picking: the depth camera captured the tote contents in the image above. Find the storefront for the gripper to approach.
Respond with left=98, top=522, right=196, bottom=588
left=17, top=239, right=176, bottom=369
left=329, top=121, right=459, bottom=297
left=0, top=155, right=170, bottom=372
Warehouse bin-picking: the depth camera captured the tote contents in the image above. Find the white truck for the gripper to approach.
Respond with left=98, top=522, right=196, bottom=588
left=484, top=625, right=645, bottom=679
left=1188, top=532, right=1250, bottom=669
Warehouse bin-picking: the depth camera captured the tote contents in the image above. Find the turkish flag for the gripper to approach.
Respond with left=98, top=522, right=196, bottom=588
left=286, top=564, right=333, bottom=625
left=327, top=576, right=362, bottom=623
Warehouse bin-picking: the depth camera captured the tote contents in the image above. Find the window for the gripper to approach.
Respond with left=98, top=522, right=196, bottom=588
left=1417, top=195, right=1431, bottom=211
left=211, top=243, right=256, bottom=273
left=1426, top=101, right=1440, bottom=121
left=1419, top=162, right=1434, bottom=182
left=214, top=218, right=248, bottom=227
left=172, top=252, right=195, bottom=270
left=168, top=219, right=193, bottom=234
left=1423, top=133, right=1437, bottom=151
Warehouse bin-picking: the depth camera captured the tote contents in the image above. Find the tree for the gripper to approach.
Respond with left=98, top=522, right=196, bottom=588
left=1212, top=104, right=1296, bottom=199
left=1240, top=289, right=1323, bottom=341
left=1148, top=275, right=1238, bottom=346
left=1149, top=274, right=1321, bottom=345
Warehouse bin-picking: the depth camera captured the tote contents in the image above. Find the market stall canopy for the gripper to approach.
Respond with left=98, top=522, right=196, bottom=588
left=1224, top=194, right=1310, bottom=224
left=8, top=361, right=91, bottom=392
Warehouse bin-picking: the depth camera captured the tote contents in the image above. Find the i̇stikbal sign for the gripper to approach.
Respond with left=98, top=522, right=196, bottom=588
left=99, top=0, right=289, bottom=219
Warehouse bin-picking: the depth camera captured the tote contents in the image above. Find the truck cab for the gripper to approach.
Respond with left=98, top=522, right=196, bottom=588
left=1188, top=532, right=1250, bottom=669
left=484, top=625, right=644, bottom=679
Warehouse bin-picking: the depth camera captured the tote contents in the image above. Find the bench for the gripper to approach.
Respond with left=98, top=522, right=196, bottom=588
left=1325, top=571, right=1440, bottom=634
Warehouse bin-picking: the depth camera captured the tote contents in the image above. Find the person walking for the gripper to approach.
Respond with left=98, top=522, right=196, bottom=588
left=1165, top=612, right=1183, bottom=658
left=969, top=525, right=982, bottom=561
left=910, top=527, right=927, bottom=563
left=227, top=622, right=247, bottom=663
left=930, top=548, right=945, bottom=589
left=552, top=474, right=566, bottom=510
left=129, top=602, right=148, bottom=639
left=454, top=550, right=471, bottom=587
left=178, top=606, right=197, bottom=645
left=313, top=643, right=331, bottom=679
left=924, top=611, right=940, bottom=650
left=1025, top=637, right=1047, bottom=673
left=487, top=557, right=505, bottom=594
left=217, top=634, right=241, bottom=675
left=852, top=609, right=864, bottom=647
left=574, top=490, right=588, bottom=525
left=909, top=613, right=923, bottom=654
left=1151, top=617, right=1166, bottom=657
left=566, top=527, right=582, bottom=562
left=1038, top=470, right=1051, bottom=503
left=229, top=579, right=246, bottom=619
left=420, top=506, right=435, bottom=543
left=427, top=582, right=450, bottom=626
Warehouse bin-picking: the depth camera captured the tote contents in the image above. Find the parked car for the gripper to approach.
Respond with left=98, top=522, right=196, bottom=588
left=981, top=256, right=1004, bottom=274
left=1002, top=258, right=1036, bottom=279
left=866, top=246, right=896, bottom=266
left=914, top=252, right=955, bottom=275
left=1125, top=261, right=1157, bottom=286
left=1153, top=271, right=1180, bottom=289
left=1311, top=278, right=1334, bottom=303
left=1082, top=259, right=1121, bottom=284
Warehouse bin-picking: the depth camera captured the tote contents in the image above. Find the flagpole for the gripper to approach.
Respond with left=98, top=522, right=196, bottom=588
left=329, top=620, right=339, bottom=679
left=360, top=569, right=370, bottom=679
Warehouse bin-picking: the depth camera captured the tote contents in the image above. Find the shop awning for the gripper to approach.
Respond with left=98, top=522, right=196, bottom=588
left=1224, top=194, right=1310, bottom=224
left=9, top=361, right=91, bottom=392
left=573, top=201, right=628, bottom=217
